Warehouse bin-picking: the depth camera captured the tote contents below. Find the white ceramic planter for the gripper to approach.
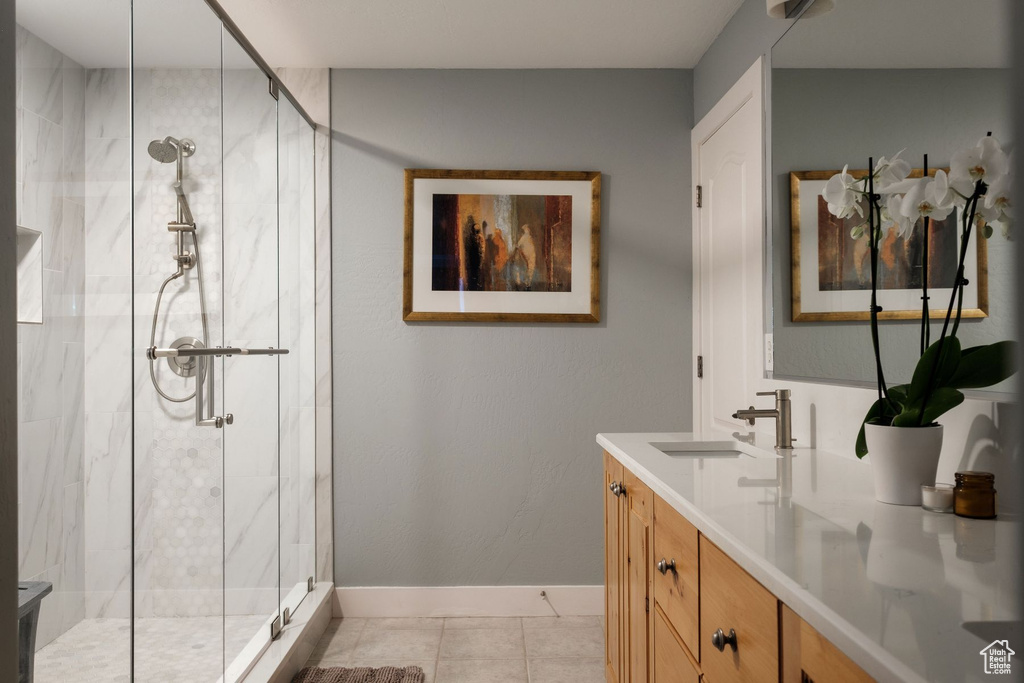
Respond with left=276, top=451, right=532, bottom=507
left=865, top=423, right=944, bottom=506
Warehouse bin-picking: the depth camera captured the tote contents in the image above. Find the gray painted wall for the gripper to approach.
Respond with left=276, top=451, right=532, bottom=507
left=2, top=0, right=20, bottom=675
left=693, top=0, right=791, bottom=122
left=772, top=69, right=1015, bottom=388
left=331, top=69, right=693, bottom=586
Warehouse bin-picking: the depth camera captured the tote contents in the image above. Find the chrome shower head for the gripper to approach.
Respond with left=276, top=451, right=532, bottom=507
left=147, top=136, right=196, bottom=163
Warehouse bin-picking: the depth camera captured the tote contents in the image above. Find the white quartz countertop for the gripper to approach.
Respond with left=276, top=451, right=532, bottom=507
left=597, top=432, right=1019, bottom=683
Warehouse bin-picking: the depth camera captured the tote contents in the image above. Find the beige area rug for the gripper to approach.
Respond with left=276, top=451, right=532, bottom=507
left=292, top=666, right=426, bottom=683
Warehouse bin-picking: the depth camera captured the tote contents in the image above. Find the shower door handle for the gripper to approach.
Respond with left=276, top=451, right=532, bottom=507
left=195, top=347, right=289, bottom=428
left=147, top=346, right=289, bottom=428
left=147, top=346, right=290, bottom=358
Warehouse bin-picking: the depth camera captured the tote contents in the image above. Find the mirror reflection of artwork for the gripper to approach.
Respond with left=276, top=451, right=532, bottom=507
left=404, top=170, right=601, bottom=322
left=769, top=0, right=1013, bottom=390
left=817, top=195, right=958, bottom=292
left=790, top=170, right=987, bottom=323
left=431, top=193, right=572, bottom=293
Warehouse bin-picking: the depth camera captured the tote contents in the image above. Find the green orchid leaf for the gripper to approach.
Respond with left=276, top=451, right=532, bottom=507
left=887, top=384, right=909, bottom=406
left=906, top=337, right=962, bottom=405
left=948, top=341, right=1018, bottom=389
left=921, top=387, right=965, bottom=425
left=855, top=397, right=899, bottom=458
left=891, top=408, right=921, bottom=428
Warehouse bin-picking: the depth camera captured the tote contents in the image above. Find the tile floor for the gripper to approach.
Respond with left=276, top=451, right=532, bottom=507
left=303, top=616, right=606, bottom=683
left=32, top=615, right=267, bottom=683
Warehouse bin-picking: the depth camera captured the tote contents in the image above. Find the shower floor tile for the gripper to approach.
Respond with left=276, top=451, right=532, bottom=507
left=33, top=615, right=268, bottom=683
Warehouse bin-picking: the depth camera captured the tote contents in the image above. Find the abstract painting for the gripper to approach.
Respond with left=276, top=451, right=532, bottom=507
left=790, top=170, right=987, bottom=322
left=404, top=170, right=601, bottom=322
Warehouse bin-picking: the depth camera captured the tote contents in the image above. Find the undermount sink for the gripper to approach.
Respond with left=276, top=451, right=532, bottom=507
left=650, top=440, right=747, bottom=459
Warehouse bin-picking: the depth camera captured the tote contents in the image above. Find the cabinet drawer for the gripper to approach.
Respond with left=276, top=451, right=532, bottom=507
left=653, top=496, right=700, bottom=660
left=700, top=536, right=779, bottom=683
left=781, top=605, right=872, bottom=683
left=655, top=606, right=701, bottom=683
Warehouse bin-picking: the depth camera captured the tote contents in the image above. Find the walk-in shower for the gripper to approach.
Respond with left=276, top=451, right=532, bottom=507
left=14, top=0, right=326, bottom=680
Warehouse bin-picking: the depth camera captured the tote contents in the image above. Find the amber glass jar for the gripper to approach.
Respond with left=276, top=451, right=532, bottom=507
left=953, top=471, right=997, bottom=519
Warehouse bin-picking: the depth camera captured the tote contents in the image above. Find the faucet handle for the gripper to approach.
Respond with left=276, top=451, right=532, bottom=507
left=756, top=389, right=791, bottom=400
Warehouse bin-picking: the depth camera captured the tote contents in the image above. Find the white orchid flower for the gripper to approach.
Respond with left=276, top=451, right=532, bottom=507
left=900, top=177, right=954, bottom=232
left=823, top=165, right=864, bottom=220
left=983, top=174, right=1012, bottom=221
left=882, top=192, right=915, bottom=238
left=950, top=136, right=1010, bottom=190
left=873, top=150, right=913, bottom=192
left=928, top=170, right=959, bottom=210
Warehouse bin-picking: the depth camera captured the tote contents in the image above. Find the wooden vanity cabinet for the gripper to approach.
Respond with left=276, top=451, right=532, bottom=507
left=654, top=606, right=701, bottom=683
left=605, top=452, right=625, bottom=683
left=604, top=452, right=867, bottom=683
left=623, top=468, right=655, bottom=683
left=780, top=605, right=872, bottom=683
left=605, top=452, right=656, bottom=683
left=652, top=497, right=700, bottom=660
left=700, top=537, right=779, bottom=683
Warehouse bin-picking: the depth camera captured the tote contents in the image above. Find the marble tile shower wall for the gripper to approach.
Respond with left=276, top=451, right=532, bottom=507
left=131, top=67, right=227, bottom=618
left=15, top=25, right=87, bottom=649
left=82, top=64, right=134, bottom=621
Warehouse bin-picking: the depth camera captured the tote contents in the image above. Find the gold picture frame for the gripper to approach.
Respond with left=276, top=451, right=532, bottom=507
left=403, top=169, right=602, bottom=323
left=790, top=169, right=988, bottom=323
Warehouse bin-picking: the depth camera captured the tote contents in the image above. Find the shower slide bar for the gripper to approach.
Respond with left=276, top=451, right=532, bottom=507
left=147, top=346, right=289, bottom=428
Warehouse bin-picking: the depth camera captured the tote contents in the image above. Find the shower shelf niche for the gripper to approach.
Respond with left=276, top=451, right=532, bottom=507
left=16, top=226, right=42, bottom=325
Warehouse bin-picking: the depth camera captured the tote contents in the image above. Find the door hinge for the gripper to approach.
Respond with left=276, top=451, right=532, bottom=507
left=645, top=597, right=649, bottom=614
left=696, top=185, right=703, bottom=208
left=270, top=615, right=282, bottom=640
left=697, top=355, right=704, bottom=379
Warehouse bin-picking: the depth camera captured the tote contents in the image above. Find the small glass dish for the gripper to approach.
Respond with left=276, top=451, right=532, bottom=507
left=921, top=483, right=955, bottom=513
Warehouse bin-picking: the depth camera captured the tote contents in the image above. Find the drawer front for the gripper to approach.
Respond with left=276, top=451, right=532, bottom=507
left=780, top=605, right=872, bottom=683
left=653, top=496, right=700, bottom=660
left=655, top=607, right=701, bottom=683
left=700, top=536, right=779, bottom=683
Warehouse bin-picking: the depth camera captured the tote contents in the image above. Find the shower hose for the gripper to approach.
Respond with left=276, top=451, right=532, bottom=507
left=149, top=228, right=211, bottom=403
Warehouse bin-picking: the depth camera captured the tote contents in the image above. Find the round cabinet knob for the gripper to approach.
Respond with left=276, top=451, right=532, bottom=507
left=656, top=558, right=677, bottom=575
left=711, top=627, right=738, bottom=653
left=609, top=482, right=618, bottom=493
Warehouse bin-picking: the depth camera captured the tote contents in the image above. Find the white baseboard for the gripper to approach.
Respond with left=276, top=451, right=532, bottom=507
left=334, top=585, right=603, bottom=619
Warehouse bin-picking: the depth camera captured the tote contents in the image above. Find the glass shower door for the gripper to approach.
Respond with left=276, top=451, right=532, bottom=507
left=277, top=91, right=317, bottom=623
left=132, top=2, right=283, bottom=679
left=220, top=27, right=283, bottom=680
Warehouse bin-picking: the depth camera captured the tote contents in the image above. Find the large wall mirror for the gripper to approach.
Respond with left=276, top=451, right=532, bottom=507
left=768, top=0, right=1016, bottom=395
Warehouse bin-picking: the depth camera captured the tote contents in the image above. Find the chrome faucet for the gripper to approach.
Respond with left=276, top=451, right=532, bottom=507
left=732, top=389, right=794, bottom=449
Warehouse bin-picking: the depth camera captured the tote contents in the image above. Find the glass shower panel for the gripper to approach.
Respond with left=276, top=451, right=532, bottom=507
left=277, top=97, right=317, bottom=617
left=14, top=0, right=132, bottom=680
left=220, top=28, right=282, bottom=677
left=132, top=0, right=228, bottom=680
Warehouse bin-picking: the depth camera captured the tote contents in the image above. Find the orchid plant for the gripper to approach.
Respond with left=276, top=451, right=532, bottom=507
left=820, top=135, right=1017, bottom=457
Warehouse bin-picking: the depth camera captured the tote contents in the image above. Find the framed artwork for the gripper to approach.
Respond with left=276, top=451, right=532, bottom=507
left=790, top=169, right=988, bottom=323
left=403, top=169, right=601, bottom=322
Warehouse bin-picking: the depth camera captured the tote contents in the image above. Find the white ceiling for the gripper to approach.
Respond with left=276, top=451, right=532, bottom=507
left=16, top=0, right=745, bottom=69
left=213, top=0, right=746, bottom=69
left=772, top=0, right=1011, bottom=69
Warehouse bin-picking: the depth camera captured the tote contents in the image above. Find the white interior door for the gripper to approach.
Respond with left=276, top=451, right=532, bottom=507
left=692, top=59, right=765, bottom=437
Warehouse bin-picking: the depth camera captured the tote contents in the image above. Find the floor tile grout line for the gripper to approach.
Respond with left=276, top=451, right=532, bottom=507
left=435, top=616, right=445, bottom=679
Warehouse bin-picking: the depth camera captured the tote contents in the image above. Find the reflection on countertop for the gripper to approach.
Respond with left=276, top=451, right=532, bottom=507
left=597, top=431, right=1020, bottom=683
